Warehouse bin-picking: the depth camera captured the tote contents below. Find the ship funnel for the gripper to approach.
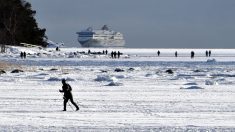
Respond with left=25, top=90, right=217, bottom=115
left=101, top=25, right=109, bottom=30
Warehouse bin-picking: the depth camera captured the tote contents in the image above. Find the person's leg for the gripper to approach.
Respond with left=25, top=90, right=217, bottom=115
left=70, top=97, right=79, bottom=110
left=63, top=98, right=68, bottom=111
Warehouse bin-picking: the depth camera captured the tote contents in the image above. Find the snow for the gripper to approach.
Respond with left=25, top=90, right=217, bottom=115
left=0, top=46, right=235, bottom=131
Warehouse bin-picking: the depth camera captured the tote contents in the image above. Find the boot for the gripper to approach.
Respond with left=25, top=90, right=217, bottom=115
left=76, top=106, right=79, bottom=111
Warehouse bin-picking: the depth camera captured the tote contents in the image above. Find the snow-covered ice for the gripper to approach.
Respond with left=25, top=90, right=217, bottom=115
left=0, top=46, right=235, bottom=131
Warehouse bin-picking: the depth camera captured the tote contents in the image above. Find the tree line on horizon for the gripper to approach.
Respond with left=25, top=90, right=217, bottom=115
left=0, top=0, right=47, bottom=47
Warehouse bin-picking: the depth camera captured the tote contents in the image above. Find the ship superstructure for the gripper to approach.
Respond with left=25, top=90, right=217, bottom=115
left=77, top=25, right=125, bottom=47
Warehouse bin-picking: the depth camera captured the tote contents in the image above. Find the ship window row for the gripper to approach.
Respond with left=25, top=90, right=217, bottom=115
left=79, top=36, right=123, bottom=38
left=79, top=35, right=123, bottom=38
left=93, top=35, right=122, bottom=37
left=78, top=33, right=94, bottom=35
left=93, top=36, right=112, bottom=37
left=79, top=35, right=93, bottom=37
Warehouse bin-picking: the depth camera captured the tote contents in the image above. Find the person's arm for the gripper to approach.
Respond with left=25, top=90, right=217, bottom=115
left=59, top=86, right=64, bottom=92
left=59, top=89, right=63, bottom=92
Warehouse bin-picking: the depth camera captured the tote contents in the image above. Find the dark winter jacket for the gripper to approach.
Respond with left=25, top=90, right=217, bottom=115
left=60, top=83, right=72, bottom=98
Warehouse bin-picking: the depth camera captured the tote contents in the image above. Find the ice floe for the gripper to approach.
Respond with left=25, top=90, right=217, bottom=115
left=205, top=80, right=219, bottom=85
left=180, top=86, right=204, bottom=89
left=207, top=58, right=217, bottom=63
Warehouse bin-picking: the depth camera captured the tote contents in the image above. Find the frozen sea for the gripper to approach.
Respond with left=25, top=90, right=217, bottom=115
left=0, top=47, right=235, bottom=131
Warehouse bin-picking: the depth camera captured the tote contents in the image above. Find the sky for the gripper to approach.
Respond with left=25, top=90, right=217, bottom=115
left=26, top=0, right=235, bottom=48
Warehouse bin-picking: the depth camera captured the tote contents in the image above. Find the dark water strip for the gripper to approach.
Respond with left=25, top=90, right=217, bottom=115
left=3, top=58, right=235, bottom=67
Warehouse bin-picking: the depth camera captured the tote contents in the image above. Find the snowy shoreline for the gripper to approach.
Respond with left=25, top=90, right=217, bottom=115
left=0, top=46, right=234, bottom=131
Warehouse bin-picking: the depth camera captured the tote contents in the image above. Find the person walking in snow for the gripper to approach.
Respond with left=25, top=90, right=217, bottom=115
left=20, top=52, right=23, bottom=59
left=59, top=79, right=79, bottom=111
left=23, top=52, right=26, bottom=59
left=175, top=51, right=178, bottom=57
left=157, top=50, right=160, bottom=56
left=111, top=51, right=113, bottom=58
left=114, top=51, right=117, bottom=58
left=191, top=51, right=195, bottom=58
left=117, top=51, right=121, bottom=58
left=205, top=50, right=208, bottom=57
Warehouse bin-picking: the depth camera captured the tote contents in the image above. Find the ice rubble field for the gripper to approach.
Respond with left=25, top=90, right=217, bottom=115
left=0, top=47, right=235, bottom=131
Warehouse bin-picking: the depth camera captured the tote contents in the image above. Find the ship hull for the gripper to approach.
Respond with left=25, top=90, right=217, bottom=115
left=79, top=39, right=125, bottom=47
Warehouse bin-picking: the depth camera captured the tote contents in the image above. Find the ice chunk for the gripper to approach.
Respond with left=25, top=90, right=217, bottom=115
left=11, top=69, right=24, bottom=73
left=207, top=58, right=216, bottom=63
left=95, top=75, right=112, bottom=82
left=47, top=77, right=61, bottom=81
left=65, top=77, right=75, bottom=81
left=0, top=70, right=6, bottom=74
left=114, top=68, right=125, bottom=72
left=47, top=77, right=75, bottom=81
left=180, top=86, right=204, bottom=89
left=205, top=80, right=218, bottom=85
left=115, top=75, right=126, bottom=79
left=145, top=73, right=153, bottom=77
left=106, top=81, right=123, bottom=86
left=106, top=77, right=123, bottom=86
left=184, top=82, right=198, bottom=85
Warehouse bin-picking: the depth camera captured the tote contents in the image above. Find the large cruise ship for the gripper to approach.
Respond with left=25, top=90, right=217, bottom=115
left=76, top=25, right=125, bottom=47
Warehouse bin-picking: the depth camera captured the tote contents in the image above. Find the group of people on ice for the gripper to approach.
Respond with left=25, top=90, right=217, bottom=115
left=87, top=49, right=122, bottom=59
left=191, top=50, right=212, bottom=58
left=156, top=50, right=212, bottom=58
left=20, top=52, right=27, bottom=59
left=205, top=50, right=212, bottom=57
left=111, top=51, right=122, bottom=58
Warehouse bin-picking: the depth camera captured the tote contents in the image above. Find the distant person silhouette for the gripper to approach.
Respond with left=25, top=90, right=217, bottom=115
left=191, top=51, right=195, bottom=58
left=59, top=79, right=79, bottom=111
left=111, top=51, right=114, bottom=58
left=114, top=51, right=117, bottom=58
left=157, top=50, right=160, bottom=56
left=208, top=50, right=211, bottom=57
left=117, top=51, right=121, bottom=58
left=175, top=51, right=178, bottom=57
left=20, top=52, right=23, bottom=59
left=205, top=50, right=208, bottom=57
left=23, top=52, right=26, bottom=59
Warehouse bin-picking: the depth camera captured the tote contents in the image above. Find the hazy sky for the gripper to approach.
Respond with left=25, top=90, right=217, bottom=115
left=26, top=0, right=235, bottom=48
